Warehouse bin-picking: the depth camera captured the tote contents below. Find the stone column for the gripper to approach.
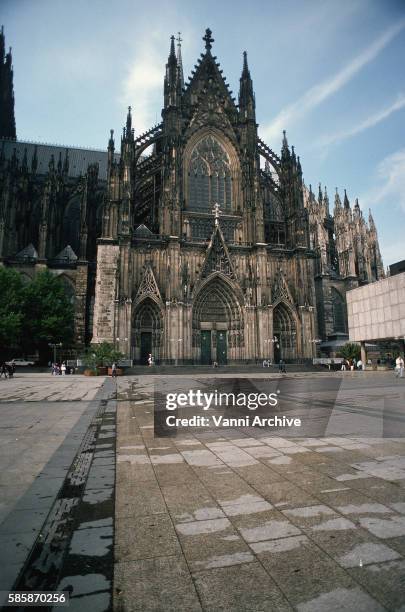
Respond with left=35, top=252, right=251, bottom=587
left=360, top=341, right=367, bottom=367
left=92, top=241, right=120, bottom=344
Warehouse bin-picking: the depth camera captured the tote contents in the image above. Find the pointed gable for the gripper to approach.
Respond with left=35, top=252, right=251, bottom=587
left=54, top=245, right=78, bottom=261
left=200, top=224, right=237, bottom=280
left=15, top=244, right=38, bottom=260
left=183, top=29, right=237, bottom=114
left=135, top=264, right=162, bottom=302
left=272, top=269, right=294, bottom=305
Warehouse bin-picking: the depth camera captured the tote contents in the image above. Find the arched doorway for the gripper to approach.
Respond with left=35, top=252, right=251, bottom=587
left=273, top=302, right=297, bottom=361
left=192, top=276, right=243, bottom=364
left=132, top=298, right=162, bottom=364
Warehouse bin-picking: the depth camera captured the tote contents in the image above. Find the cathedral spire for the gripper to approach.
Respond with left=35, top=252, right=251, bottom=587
left=334, top=188, right=342, bottom=209
left=0, top=26, right=16, bottom=139
left=239, top=50, right=255, bottom=121
left=176, top=32, right=184, bottom=89
left=281, top=130, right=290, bottom=162
left=369, top=208, right=376, bottom=231
left=318, top=183, right=323, bottom=205
left=343, top=189, right=350, bottom=210
left=164, top=34, right=181, bottom=108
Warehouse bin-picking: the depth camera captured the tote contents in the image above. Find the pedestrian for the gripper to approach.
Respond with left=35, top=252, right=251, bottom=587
left=111, top=362, right=117, bottom=378
left=395, top=355, right=404, bottom=378
left=341, top=360, right=346, bottom=371
left=279, top=359, right=286, bottom=374
left=357, top=359, right=363, bottom=371
left=6, top=363, right=14, bottom=378
left=350, top=359, right=355, bottom=371
left=147, top=353, right=154, bottom=367
left=61, top=362, right=66, bottom=376
left=0, top=362, right=8, bottom=379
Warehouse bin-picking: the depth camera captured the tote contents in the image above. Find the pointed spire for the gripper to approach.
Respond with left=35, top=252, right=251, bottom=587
left=31, top=145, right=38, bottom=174
left=176, top=32, right=184, bottom=89
left=242, top=50, right=249, bottom=77
left=323, top=186, right=329, bottom=213
left=369, top=208, right=376, bottom=230
left=57, top=151, right=63, bottom=174
left=334, top=188, right=342, bottom=209
left=343, top=189, right=350, bottom=209
left=0, top=26, right=16, bottom=138
left=126, top=106, right=132, bottom=133
left=282, top=130, right=288, bottom=149
left=239, top=50, right=255, bottom=121
left=108, top=129, right=115, bottom=152
left=203, top=28, right=214, bottom=52
left=0, top=25, right=5, bottom=63
left=169, top=35, right=176, bottom=60
left=281, top=130, right=290, bottom=162
left=63, top=148, right=69, bottom=175
left=318, top=182, right=323, bottom=204
left=297, top=155, right=302, bottom=175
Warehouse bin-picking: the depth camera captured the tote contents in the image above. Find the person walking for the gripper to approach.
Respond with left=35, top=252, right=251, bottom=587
left=111, top=362, right=117, bottom=378
left=357, top=359, right=363, bottom=371
left=61, top=362, right=66, bottom=376
left=395, top=355, right=404, bottom=378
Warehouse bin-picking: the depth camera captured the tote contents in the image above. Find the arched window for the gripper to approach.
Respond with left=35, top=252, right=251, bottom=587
left=188, top=136, right=232, bottom=212
left=59, top=275, right=76, bottom=306
left=62, top=196, right=81, bottom=255
left=331, top=288, right=347, bottom=333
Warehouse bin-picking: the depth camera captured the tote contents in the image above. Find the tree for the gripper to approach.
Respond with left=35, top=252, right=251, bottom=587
left=21, top=270, right=74, bottom=359
left=0, top=267, right=25, bottom=354
left=338, top=342, right=360, bottom=362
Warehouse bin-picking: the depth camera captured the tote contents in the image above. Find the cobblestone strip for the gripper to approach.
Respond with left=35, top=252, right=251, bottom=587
left=8, top=379, right=116, bottom=612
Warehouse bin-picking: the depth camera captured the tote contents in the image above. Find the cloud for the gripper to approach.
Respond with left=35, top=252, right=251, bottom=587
left=317, top=93, right=405, bottom=148
left=360, top=149, right=405, bottom=212
left=120, top=33, right=166, bottom=135
left=262, top=18, right=405, bottom=143
left=379, top=240, right=404, bottom=268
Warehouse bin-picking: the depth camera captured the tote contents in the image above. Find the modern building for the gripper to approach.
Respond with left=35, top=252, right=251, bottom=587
left=347, top=270, right=405, bottom=362
left=0, top=27, right=385, bottom=363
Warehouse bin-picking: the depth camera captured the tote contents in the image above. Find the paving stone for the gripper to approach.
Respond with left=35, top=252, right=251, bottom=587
left=348, top=559, right=405, bottom=610
left=115, top=479, right=166, bottom=519
left=193, top=562, right=292, bottom=611
left=257, top=537, right=357, bottom=606
left=115, top=514, right=182, bottom=562
left=114, top=556, right=202, bottom=611
left=295, top=586, right=384, bottom=612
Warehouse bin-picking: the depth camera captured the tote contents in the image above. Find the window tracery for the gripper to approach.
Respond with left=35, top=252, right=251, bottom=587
left=188, top=136, right=232, bottom=211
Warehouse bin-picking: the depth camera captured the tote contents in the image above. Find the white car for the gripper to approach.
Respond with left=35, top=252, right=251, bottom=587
left=6, top=358, right=35, bottom=367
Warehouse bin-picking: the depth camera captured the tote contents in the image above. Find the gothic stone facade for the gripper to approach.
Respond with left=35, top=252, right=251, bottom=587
left=0, top=28, right=384, bottom=362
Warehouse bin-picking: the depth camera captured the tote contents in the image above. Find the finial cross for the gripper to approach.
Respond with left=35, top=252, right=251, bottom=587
left=212, top=202, right=221, bottom=226
left=203, top=28, right=214, bottom=50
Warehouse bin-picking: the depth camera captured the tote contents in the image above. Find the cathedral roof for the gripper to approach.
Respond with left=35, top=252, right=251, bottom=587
left=0, top=138, right=120, bottom=180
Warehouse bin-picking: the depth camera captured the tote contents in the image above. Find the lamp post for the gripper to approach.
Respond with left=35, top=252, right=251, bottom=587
left=48, top=342, right=62, bottom=364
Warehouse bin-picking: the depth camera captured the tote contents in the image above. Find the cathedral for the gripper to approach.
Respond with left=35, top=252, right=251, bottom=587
left=0, top=27, right=384, bottom=364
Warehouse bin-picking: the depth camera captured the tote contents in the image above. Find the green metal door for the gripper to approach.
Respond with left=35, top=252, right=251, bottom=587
left=217, top=331, right=227, bottom=365
left=201, top=331, right=211, bottom=365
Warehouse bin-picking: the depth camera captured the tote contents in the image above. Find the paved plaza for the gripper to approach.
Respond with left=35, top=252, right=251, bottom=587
left=0, top=371, right=404, bottom=610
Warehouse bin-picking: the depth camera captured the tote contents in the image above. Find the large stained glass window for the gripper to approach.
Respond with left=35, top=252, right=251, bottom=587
left=188, top=136, right=232, bottom=212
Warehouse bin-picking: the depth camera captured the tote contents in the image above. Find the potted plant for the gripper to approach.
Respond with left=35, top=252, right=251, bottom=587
left=83, top=342, right=124, bottom=376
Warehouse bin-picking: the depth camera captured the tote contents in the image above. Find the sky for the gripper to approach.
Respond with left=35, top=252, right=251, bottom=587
left=2, top=0, right=405, bottom=266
